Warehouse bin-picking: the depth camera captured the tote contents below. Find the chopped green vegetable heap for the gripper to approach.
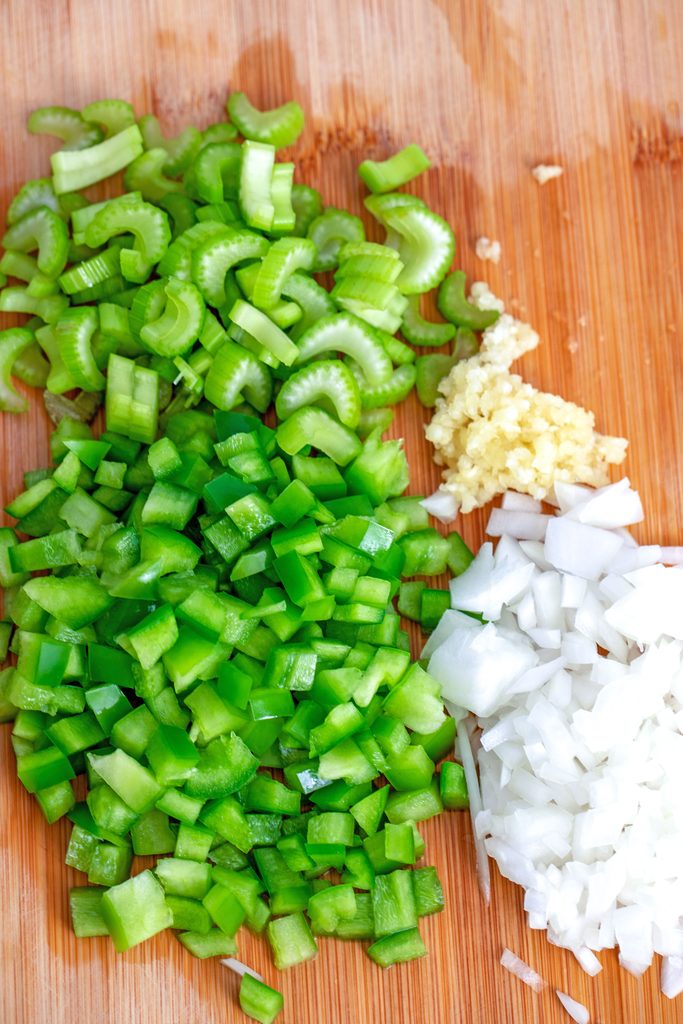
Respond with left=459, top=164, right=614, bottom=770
left=0, top=89, right=480, bottom=1024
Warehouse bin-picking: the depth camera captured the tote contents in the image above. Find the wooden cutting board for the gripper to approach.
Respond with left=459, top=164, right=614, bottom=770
left=0, top=1, right=681, bottom=1021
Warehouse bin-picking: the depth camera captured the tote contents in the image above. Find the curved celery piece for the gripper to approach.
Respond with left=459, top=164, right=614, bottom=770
left=0, top=327, right=34, bottom=412
left=364, top=191, right=426, bottom=223
left=281, top=271, right=336, bottom=342
left=27, top=106, right=103, bottom=151
left=192, top=228, right=270, bottom=306
left=158, top=220, right=229, bottom=280
left=140, top=278, right=206, bottom=357
left=253, top=238, right=316, bottom=311
left=275, top=359, right=361, bottom=428
left=81, top=99, right=136, bottom=137
left=51, top=124, right=144, bottom=194
left=359, top=144, right=431, bottom=194
left=350, top=361, right=416, bottom=409
left=228, top=299, right=298, bottom=366
left=453, top=326, right=479, bottom=360
left=307, top=207, right=365, bottom=272
left=139, top=116, right=202, bottom=177
left=382, top=206, right=455, bottom=295
left=294, top=313, right=392, bottom=386
left=376, top=329, right=415, bottom=366
left=36, top=323, right=78, bottom=393
left=400, top=294, right=455, bottom=347
left=227, top=91, right=304, bottom=148
left=58, top=244, right=122, bottom=295
left=238, top=141, right=275, bottom=232
left=437, top=270, right=500, bottom=331
left=0, top=286, right=68, bottom=324
left=192, top=142, right=241, bottom=204
left=234, top=263, right=302, bottom=331
left=201, top=122, right=239, bottom=146
left=276, top=407, right=362, bottom=466
left=415, top=354, right=456, bottom=408
left=55, top=307, right=104, bottom=391
left=127, top=280, right=166, bottom=339
left=85, top=196, right=171, bottom=283
left=156, top=194, right=198, bottom=239
left=336, top=241, right=403, bottom=284
left=204, top=339, right=272, bottom=412
left=270, top=162, right=296, bottom=234
left=7, top=178, right=80, bottom=225
left=330, top=276, right=408, bottom=334
left=0, top=251, right=57, bottom=299
left=2, top=207, right=69, bottom=278
left=70, top=192, right=142, bottom=246
left=124, top=149, right=184, bottom=201
left=11, top=340, right=50, bottom=389
left=291, top=184, right=323, bottom=237
left=357, top=407, right=394, bottom=438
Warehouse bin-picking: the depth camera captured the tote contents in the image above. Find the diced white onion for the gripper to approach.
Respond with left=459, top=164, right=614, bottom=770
left=500, top=948, right=545, bottom=992
left=421, top=488, right=458, bottom=523
left=424, top=480, right=683, bottom=990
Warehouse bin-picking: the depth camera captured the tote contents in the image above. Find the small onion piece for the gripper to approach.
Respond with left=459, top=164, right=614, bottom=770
left=421, top=487, right=458, bottom=523
left=556, top=990, right=590, bottom=1023
left=220, top=958, right=264, bottom=981
left=499, top=948, right=545, bottom=992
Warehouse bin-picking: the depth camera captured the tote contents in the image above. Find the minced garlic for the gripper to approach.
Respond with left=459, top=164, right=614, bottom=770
left=425, top=284, right=627, bottom=514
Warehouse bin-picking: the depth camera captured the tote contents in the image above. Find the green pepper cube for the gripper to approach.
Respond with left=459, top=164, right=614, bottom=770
left=36, top=779, right=75, bottom=823
left=69, top=886, right=109, bottom=938
left=382, top=663, right=446, bottom=734
left=306, top=812, right=355, bottom=847
left=88, top=748, right=162, bottom=813
left=367, top=927, right=427, bottom=968
left=413, top=865, right=445, bottom=917
left=178, top=928, right=237, bottom=958
left=372, top=868, right=418, bottom=937
left=440, top=760, right=469, bottom=809
left=17, top=744, right=75, bottom=793
left=100, top=869, right=172, bottom=952
left=385, top=745, right=435, bottom=792
left=248, top=687, right=294, bottom=721
left=202, top=882, right=246, bottom=936
left=146, top=723, right=199, bottom=785
left=273, top=550, right=326, bottom=607
left=239, top=974, right=284, bottom=1024
left=156, top=857, right=213, bottom=900
left=85, top=684, right=133, bottom=736
left=383, top=822, right=416, bottom=865
left=122, top=603, right=178, bottom=669
left=266, top=912, right=317, bottom=970
left=307, top=883, right=356, bottom=934
left=350, top=785, right=389, bottom=837
left=87, top=842, right=133, bottom=887
left=46, top=711, right=105, bottom=756
left=175, top=822, right=214, bottom=862
left=35, top=638, right=70, bottom=687
left=130, top=809, right=176, bottom=856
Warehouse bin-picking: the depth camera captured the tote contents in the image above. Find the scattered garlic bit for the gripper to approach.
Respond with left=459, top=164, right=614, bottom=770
left=424, top=284, right=627, bottom=513
left=475, top=236, right=501, bottom=263
left=556, top=991, right=590, bottom=1024
left=532, top=163, right=564, bottom=184
left=500, top=948, right=546, bottom=992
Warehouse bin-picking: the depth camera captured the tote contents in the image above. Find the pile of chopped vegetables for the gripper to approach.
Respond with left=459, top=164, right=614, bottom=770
left=0, top=90, right=495, bottom=1024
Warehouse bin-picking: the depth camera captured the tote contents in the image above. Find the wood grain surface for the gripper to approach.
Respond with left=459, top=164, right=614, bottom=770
left=0, top=1, right=681, bottom=1021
